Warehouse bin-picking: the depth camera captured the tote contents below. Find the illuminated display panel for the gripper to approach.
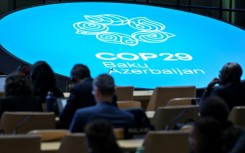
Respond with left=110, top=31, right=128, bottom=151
left=0, top=2, right=245, bottom=89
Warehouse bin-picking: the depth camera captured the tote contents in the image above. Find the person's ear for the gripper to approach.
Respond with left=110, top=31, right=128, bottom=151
left=94, top=87, right=100, bottom=97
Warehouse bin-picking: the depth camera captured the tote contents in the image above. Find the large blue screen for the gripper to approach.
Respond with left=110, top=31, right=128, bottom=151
left=0, top=2, right=245, bottom=89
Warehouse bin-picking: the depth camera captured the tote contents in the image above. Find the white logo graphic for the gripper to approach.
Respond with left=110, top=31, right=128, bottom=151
left=73, top=14, right=175, bottom=46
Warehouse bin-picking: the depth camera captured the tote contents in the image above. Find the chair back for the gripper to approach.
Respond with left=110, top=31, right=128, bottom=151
left=152, top=105, right=199, bottom=130
left=117, top=101, right=142, bottom=109
left=0, top=111, right=56, bottom=134
left=147, top=86, right=196, bottom=111
left=143, top=131, right=189, bottom=153
left=58, top=133, right=88, bottom=153
left=167, top=97, right=200, bottom=106
left=28, top=129, right=70, bottom=141
left=228, top=106, right=245, bottom=128
left=115, top=86, right=134, bottom=101
left=0, top=134, right=41, bottom=153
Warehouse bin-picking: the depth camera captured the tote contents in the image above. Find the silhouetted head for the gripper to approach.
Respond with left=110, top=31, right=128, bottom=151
left=70, top=64, right=91, bottom=83
left=30, top=61, right=59, bottom=99
left=219, top=62, right=242, bottom=85
left=93, top=74, right=115, bottom=102
left=85, top=120, right=122, bottom=153
left=30, top=61, right=56, bottom=86
left=200, top=96, right=230, bottom=128
left=5, top=72, right=33, bottom=96
left=189, top=117, right=223, bottom=153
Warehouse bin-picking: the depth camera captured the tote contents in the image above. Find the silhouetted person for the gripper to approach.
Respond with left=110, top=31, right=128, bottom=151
left=0, top=73, right=42, bottom=117
left=201, top=62, right=245, bottom=110
left=69, top=74, right=135, bottom=132
left=85, top=120, right=123, bottom=153
left=199, top=96, right=244, bottom=153
left=200, top=96, right=230, bottom=129
left=59, top=64, right=95, bottom=127
left=30, top=61, right=64, bottom=103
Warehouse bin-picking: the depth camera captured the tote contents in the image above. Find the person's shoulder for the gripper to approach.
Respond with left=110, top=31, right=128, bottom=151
left=120, top=109, right=135, bottom=123
left=83, top=77, right=93, bottom=82
left=76, top=105, right=97, bottom=114
left=119, top=108, right=135, bottom=118
left=69, top=83, right=84, bottom=93
left=73, top=80, right=92, bottom=91
left=72, top=106, right=97, bottom=121
left=225, top=82, right=245, bottom=92
left=81, top=78, right=93, bottom=87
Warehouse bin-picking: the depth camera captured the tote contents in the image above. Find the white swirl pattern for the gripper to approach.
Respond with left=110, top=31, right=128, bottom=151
left=73, top=21, right=108, bottom=35
left=129, top=17, right=165, bottom=31
left=74, top=14, right=175, bottom=46
left=84, top=14, right=129, bottom=25
left=132, top=31, right=175, bottom=43
left=97, top=32, right=138, bottom=46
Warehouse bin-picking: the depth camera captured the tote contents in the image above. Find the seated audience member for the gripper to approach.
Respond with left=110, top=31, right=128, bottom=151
left=30, top=61, right=64, bottom=103
left=69, top=74, right=135, bottom=133
left=199, top=96, right=244, bottom=153
left=189, top=117, right=224, bottom=153
left=85, top=120, right=123, bottom=153
left=201, top=62, right=245, bottom=110
left=0, top=73, right=42, bottom=117
left=59, top=64, right=96, bottom=127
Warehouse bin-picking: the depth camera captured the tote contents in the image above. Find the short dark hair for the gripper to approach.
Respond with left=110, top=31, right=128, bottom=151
left=200, top=96, right=230, bottom=125
left=70, top=64, right=91, bottom=81
left=190, top=117, right=223, bottom=153
left=5, top=72, right=33, bottom=96
left=93, top=74, right=115, bottom=96
left=85, top=120, right=122, bottom=153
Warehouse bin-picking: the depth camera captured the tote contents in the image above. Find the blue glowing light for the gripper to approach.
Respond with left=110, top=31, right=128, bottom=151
left=0, top=2, right=245, bottom=88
